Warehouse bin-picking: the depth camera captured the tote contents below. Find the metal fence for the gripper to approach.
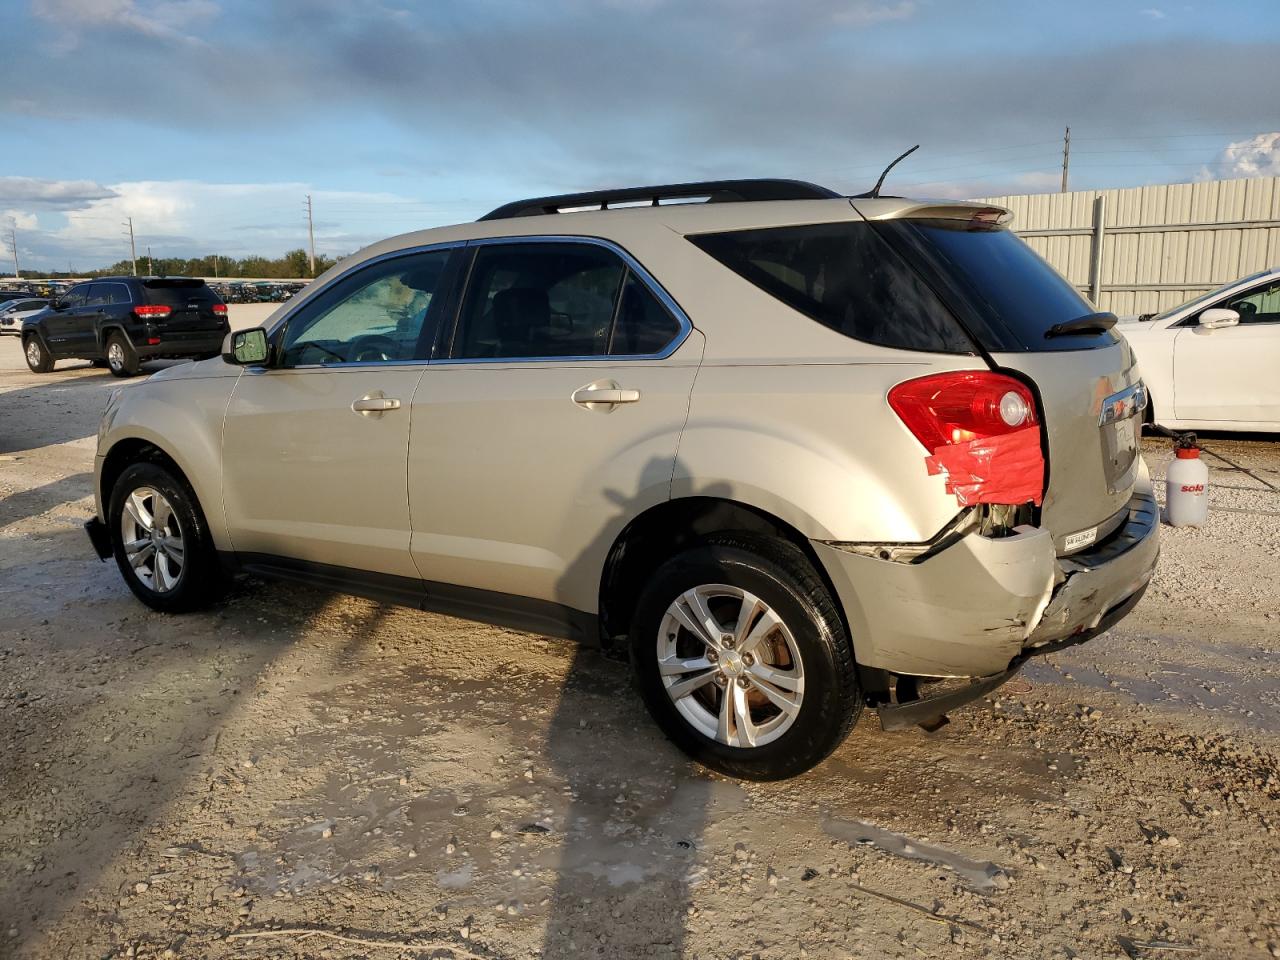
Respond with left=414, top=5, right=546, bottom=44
left=976, top=176, right=1280, bottom=315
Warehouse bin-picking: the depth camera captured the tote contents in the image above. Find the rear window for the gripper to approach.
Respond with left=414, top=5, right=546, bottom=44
left=688, top=222, right=975, bottom=354
left=877, top=219, right=1117, bottom=352
left=142, top=279, right=223, bottom=307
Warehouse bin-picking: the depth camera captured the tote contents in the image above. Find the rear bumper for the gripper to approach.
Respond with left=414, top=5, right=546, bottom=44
left=133, top=330, right=227, bottom=359
left=813, top=482, right=1160, bottom=680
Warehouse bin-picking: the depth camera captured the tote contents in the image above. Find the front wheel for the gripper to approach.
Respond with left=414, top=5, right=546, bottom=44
left=108, top=461, right=223, bottom=613
left=631, top=536, right=862, bottom=780
left=23, top=335, right=53, bottom=373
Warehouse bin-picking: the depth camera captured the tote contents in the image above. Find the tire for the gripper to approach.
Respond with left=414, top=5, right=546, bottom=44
left=105, top=332, right=140, bottom=377
left=108, top=461, right=224, bottom=613
left=23, top=335, right=53, bottom=373
left=630, top=535, right=862, bottom=780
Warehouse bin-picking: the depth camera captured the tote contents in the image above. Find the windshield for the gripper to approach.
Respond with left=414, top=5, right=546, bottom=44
left=1150, top=270, right=1272, bottom=321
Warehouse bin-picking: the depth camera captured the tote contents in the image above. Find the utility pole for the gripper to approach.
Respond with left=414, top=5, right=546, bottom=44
left=1061, top=126, right=1071, bottom=193
left=147, top=245, right=153, bottom=275
left=123, top=217, right=138, bottom=275
left=304, top=194, right=316, bottom=277
left=5, top=223, right=18, bottom=279
left=213, top=253, right=219, bottom=278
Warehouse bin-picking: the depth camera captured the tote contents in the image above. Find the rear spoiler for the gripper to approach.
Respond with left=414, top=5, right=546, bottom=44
left=850, top=200, right=1014, bottom=229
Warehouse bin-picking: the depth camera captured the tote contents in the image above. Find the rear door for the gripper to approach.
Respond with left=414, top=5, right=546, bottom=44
left=406, top=238, right=702, bottom=618
left=1173, top=280, right=1280, bottom=424
left=870, top=214, right=1144, bottom=553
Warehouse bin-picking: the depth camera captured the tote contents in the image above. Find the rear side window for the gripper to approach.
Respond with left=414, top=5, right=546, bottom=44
left=878, top=219, right=1115, bottom=352
left=143, top=280, right=222, bottom=307
left=688, top=222, right=975, bottom=354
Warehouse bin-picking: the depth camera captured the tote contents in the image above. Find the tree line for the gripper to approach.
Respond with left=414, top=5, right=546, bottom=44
left=20, top=249, right=341, bottom=280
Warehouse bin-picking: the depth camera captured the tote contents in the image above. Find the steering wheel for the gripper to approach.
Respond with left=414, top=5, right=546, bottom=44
left=348, top=334, right=401, bottom=363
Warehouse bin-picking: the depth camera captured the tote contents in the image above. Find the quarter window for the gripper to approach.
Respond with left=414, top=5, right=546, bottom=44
left=279, top=249, right=453, bottom=366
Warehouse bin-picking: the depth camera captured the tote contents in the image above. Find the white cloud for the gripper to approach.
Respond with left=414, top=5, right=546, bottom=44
left=1213, top=132, right=1280, bottom=178
left=4, top=210, right=40, bottom=230
left=31, top=0, right=221, bottom=47
left=1140, top=7, right=1165, bottom=18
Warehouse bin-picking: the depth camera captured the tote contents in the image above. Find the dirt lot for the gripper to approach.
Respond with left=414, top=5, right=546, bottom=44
left=1, top=341, right=1278, bottom=960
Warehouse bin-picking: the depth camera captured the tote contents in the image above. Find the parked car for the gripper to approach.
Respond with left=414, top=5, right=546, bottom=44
left=0, top=297, right=49, bottom=335
left=86, top=179, right=1158, bottom=779
left=1117, top=268, right=1280, bottom=432
left=21, top=277, right=229, bottom=377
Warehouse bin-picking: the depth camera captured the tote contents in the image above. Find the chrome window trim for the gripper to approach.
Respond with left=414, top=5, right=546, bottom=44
left=436, top=234, right=692, bottom=365
left=263, top=241, right=464, bottom=369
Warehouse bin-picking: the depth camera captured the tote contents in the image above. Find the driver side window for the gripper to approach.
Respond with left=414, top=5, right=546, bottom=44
left=1222, top=282, right=1280, bottom=325
left=280, top=248, right=454, bottom=366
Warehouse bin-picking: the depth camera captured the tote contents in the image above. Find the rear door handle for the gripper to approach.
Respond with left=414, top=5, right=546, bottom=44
left=572, top=386, right=640, bottom=406
left=352, top=395, right=402, bottom=414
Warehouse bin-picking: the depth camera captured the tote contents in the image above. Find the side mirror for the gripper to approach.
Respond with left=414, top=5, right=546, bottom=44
left=1198, top=307, right=1239, bottom=331
left=223, top=327, right=270, bottom=365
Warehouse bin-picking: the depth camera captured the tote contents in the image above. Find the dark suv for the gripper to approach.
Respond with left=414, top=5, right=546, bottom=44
left=22, top=277, right=229, bottom=377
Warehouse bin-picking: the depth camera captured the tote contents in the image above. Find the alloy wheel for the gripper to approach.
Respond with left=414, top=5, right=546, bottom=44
left=119, top=486, right=186, bottom=592
left=657, top=584, right=805, bottom=748
left=108, top=341, right=125, bottom=372
left=26, top=340, right=41, bottom=367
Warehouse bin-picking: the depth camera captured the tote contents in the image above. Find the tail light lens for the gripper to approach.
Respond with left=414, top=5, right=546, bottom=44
left=134, top=304, right=171, bottom=319
left=889, top=371, right=1044, bottom=507
left=888, top=371, right=1038, bottom=449
left=212, top=303, right=228, bottom=317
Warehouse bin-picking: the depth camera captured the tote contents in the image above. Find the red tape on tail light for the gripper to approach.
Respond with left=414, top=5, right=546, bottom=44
left=924, top=426, right=1044, bottom=506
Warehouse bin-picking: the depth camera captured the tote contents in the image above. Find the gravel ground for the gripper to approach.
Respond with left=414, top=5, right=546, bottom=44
left=1, top=341, right=1278, bottom=960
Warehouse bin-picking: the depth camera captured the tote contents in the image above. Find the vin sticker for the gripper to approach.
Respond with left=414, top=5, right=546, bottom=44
left=1063, top=527, right=1098, bottom=552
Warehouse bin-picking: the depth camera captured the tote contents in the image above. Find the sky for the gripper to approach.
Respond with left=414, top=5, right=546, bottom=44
left=2, top=0, right=1279, bottom=272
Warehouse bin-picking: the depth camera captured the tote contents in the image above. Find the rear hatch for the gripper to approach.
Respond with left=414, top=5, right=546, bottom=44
left=142, top=279, right=227, bottom=337
left=867, top=210, right=1142, bottom=554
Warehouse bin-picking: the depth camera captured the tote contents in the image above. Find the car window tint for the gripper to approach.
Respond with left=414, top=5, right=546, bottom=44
left=690, top=222, right=976, bottom=354
left=280, top=249, right=452, bottom=366
left=84, top=284, right=109, bottom=307
left=609, top=272, right=681, bottom=355
left=143, top=281, right=219, bottom=307
left=1223, top=282, right=1280, bottom=324
left=453, top=243, right=625, bottom=359
left=63, top=286, right=89, bottom=308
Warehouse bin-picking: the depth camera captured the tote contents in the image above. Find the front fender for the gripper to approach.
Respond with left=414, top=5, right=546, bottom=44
left=99, top=374, right=237, bottom=549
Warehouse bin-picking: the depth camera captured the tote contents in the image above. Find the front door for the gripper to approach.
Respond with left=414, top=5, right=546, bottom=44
left=44, top=283, right=90, bottom=353
left=408, top=239, right=702, bottom=617
left=221, top=246, right=459, bottom=579
left=1173, top=280, right=1280, bottom=423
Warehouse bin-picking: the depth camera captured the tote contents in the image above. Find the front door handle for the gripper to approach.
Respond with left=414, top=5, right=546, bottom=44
left=352, top=395, right=402, bottom=415
left=572, top=384, right=641, bottom=407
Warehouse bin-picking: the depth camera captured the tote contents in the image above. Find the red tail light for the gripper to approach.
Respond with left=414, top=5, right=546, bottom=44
left=134, top=304, right=171, bottom=319
left=212, top=303, right=228, bottom=316
left=889, top=371, right=1044, bottom=507
left=889, top=371, right=1037, bottom=449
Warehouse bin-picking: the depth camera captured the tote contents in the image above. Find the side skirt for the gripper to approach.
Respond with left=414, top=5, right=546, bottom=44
left=222, top=552, right=602, bottom=646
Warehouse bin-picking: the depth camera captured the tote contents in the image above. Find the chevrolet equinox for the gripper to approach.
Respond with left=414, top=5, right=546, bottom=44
left=86, top=180, right=1159, bottom=780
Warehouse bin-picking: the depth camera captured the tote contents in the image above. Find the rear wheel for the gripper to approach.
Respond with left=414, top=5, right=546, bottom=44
left=106, top=332, right=140, bottom=377
left=23, top=335, right=53, bottom=373
left=631, top=536, right=861, bottom=780
left=108, top=461, right=223, bottom=612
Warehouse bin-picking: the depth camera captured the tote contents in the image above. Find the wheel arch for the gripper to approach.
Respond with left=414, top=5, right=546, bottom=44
left=597, top=496, right=851, bottom=648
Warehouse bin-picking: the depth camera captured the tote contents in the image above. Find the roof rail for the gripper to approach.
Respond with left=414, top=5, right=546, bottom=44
left=477, top=178, right=843, bottom=221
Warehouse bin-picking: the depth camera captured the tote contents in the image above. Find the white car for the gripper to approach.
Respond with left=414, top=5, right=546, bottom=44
left=0, top=297, right=49, bottom=336
left=1118, top=268, right=1280, bottom=432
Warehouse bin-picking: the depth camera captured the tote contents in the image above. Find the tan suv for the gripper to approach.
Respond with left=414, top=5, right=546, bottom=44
left=86, top=180, right=1159, bottom=780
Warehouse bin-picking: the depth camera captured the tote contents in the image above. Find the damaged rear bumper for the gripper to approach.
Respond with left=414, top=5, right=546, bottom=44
left=812, top=482, right=1160, bottom=684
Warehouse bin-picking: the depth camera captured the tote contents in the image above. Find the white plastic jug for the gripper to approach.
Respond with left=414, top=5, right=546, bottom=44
left=1166, top=441, right=1208, bottom=527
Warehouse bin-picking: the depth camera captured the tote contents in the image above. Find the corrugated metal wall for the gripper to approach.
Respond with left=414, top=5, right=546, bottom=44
left=976, top=176, right=1280, bottom=314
